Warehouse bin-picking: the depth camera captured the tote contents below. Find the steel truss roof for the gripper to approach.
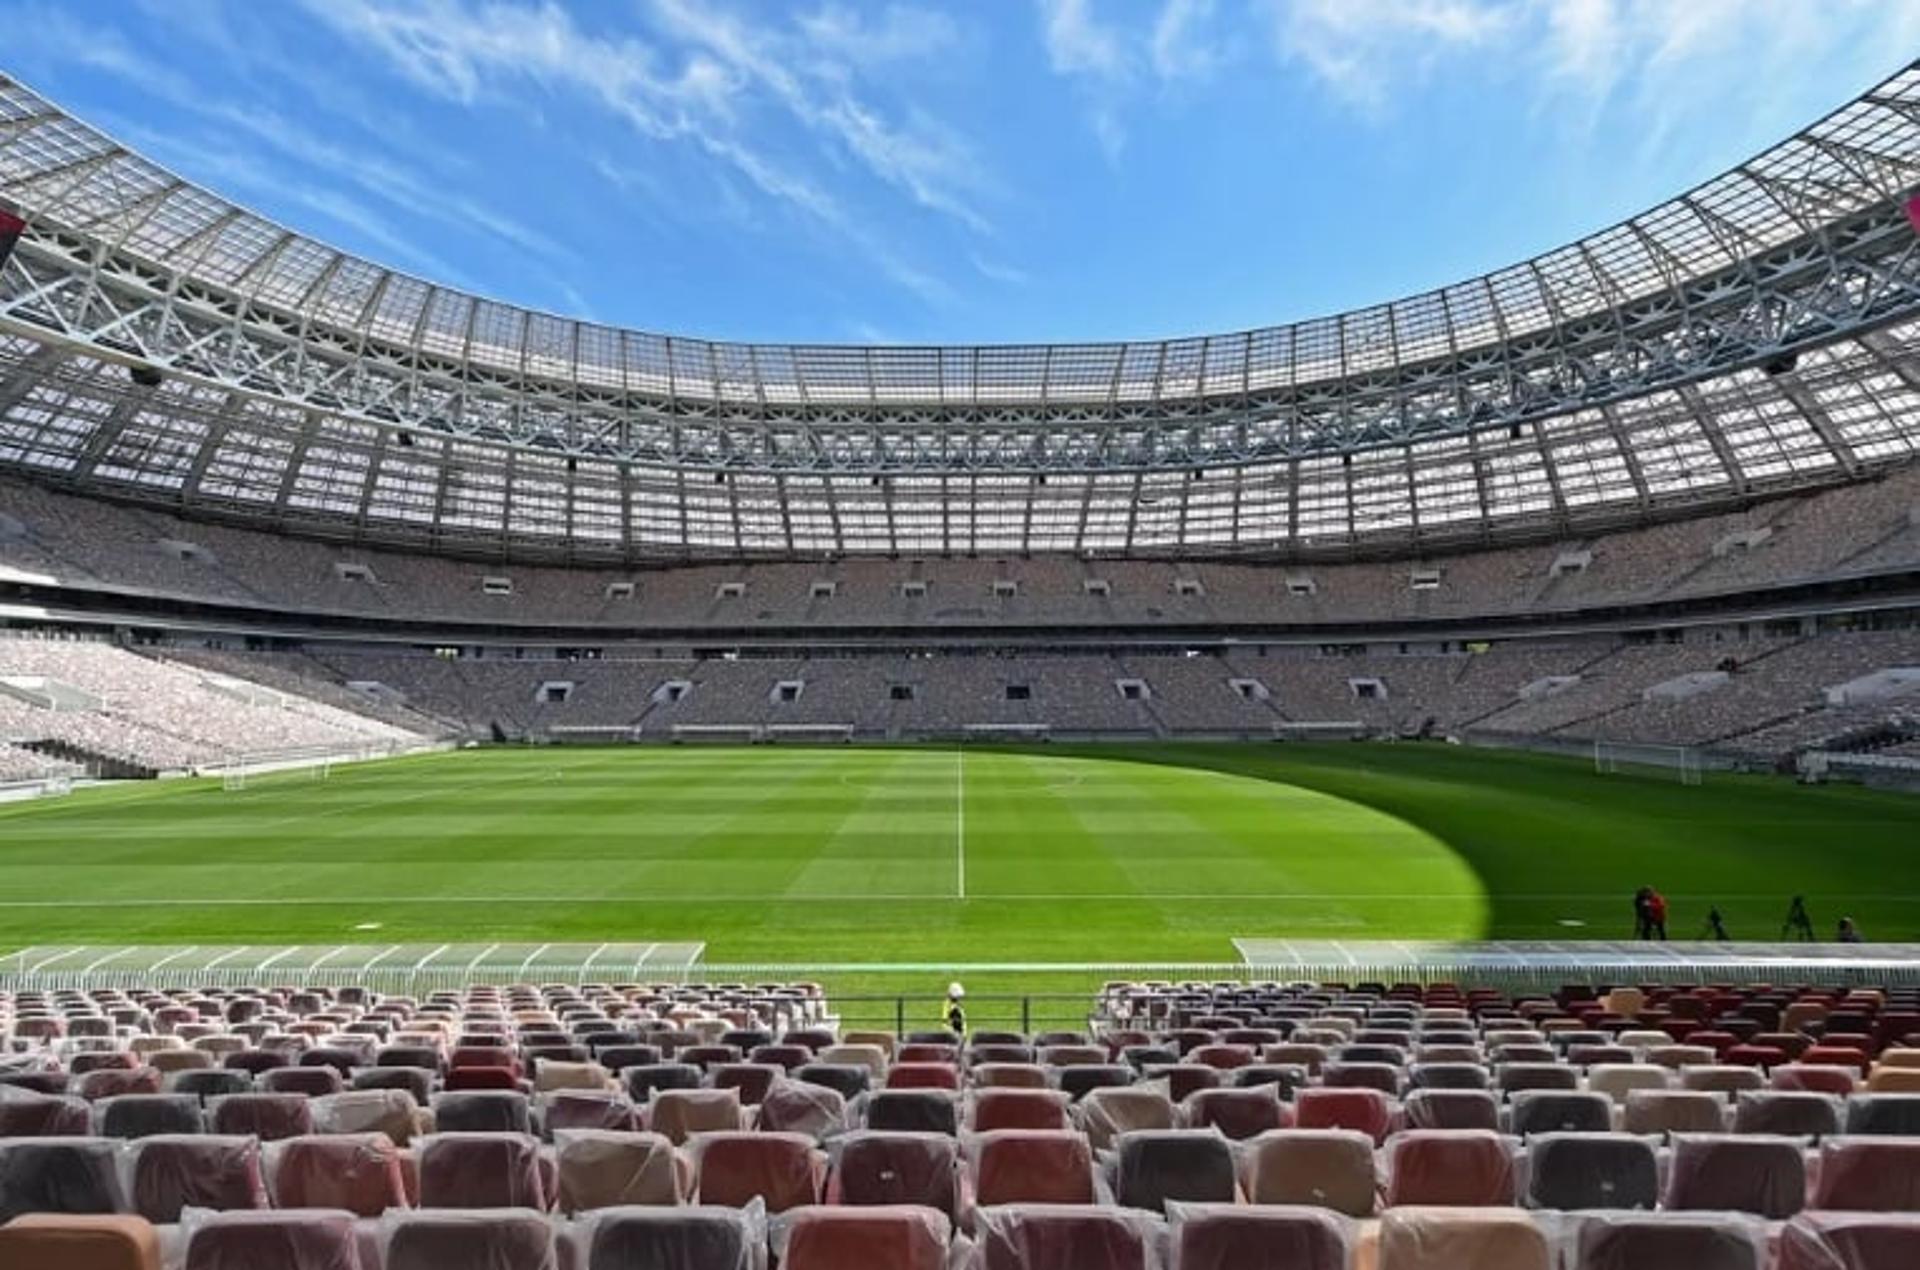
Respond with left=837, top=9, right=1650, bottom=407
left=0, top=64, right=1917, bottom=558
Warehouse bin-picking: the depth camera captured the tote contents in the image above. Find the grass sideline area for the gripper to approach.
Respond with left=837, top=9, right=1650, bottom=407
left=0, top=740, right=1915, bottom=965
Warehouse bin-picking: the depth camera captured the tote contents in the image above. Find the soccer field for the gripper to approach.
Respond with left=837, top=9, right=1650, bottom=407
left=2, top=742, right=1918, bottom=976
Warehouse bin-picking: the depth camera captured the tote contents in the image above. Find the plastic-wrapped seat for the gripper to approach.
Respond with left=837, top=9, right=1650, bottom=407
left=1730, top=1090, right=1842, bottom=1138
left=1496, top=1063, right=1578, bottom=1095
left=1168, top=1203, right=1352, bottom=1270
left=865, top=1090, right=957, bottom=1136
left=0, top=1138, right=124, bottom=1221
left=1524, top=1132, right=1657, bottom=1210
left=1377, top=1206, right=1549, bottom=1270
left=1572, top=1212, right=1767, bottom=1270
left=1382, top=1129, right=1515, bottom=1207
left=129, top=1134, right=267, bottom=1222
left=97, top=1094, right=202, bottom=1140
left=1587, top=1064, right=1671, bottom=1103
left=1810, top=1136, right=1920, bottom=1210
left=1054, top=1065, right=1132, bottom=1101
left=542, top=1090, right=639, bottom=1136
left=208, top=1093, right=312, bottom=1141
left=1663, top=1132, right=1806, bottom=1217
left=794, top=1063, right=870, bottom=1101
left=1293, top=1087, right=1394, bottom=1144
left=1679, top=1065, right=1766, bottom=1097
left=828, top=1131, right=958, bottom=1219
left=168, top=1070, right=252, bottom=1103
left=970, top=1204, right=1157, bottom=1270
left=650, top=1088, right=745, bottom=1145
left=711, top=1064, right=781, bottom=1107
left=1184, top=1086, right=1289, bottom=1141
left=0, top=1087, right=91, bottom=1136
left=311, top=1088, right=424, bottom=1145
left=886, top=1063, right=960, bottom=1092
left=1403, top=1089, right=1498, bottom=1131
left=571, top=1202, right=767, bottom=1270
left=625, top=1063, right=703, bottom=1102
left=554, top=1129, right=683, bottom=1211
left=1240, top=1128, right=1376, bottom=1216
left=1322, top=1061, right=1401, bottom=1096
left=179, top=1209, right=362, bottom=1270
left=971, top=1088, right=1072, bottom=1133
left=0, top=1214, right=161, bottom=1270
left=1408, top=1062, right=1490, bottom=1091
left=754, top=1080, right=846, bottom=1140
left=690, top=1131, right=822, bottom=1213
left=1779, top=1211, right=1920, bottom=1270
left=780, top=1206, right=949, bottom=1270
left=1622, top=1089, right=1726, bottom=1137
left=974, top=1064, right=1051, bottom=1091
left=1845, top=1093, right=1920, bottom=1135
left=1109, top=1130, right=1235, bottom=1212
left=1507, top=1090, right=1611, bottom=1137
left=382, top=1208, right=557, bottom=1270
left=972, top=1129, right=1097, bottom=1206
left=259, top=1066, right=345, bottom=1098
left=417, top=1131, right=549, bottom=1209
left=432, top=1089, right=532, bottom=1134
left=1079, top=1086, right=1174, bottom=1152
left=268, top=1132, right=409, bottom=1217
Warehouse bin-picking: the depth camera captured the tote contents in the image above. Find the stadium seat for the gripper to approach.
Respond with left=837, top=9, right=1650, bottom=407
left=1054, top=1064, right=1133, bottom=1101
left=571, top=1205, right=764, bottom=1270
left=1525, top=1132, right=1658, bottom=1210
left=827, top=1131, right=960, bottom=1219
left=168, top=1070, right=252, bottom=1102
left=1572, top=1212, right=1767, bottom=1270
left=971, top=1129, right=1097, bottom=1206
left=1810, top=1136, right=1920, bottom=1210
left=0, top=1089, right=92, bottom=1137
left=1292, top=1087, right=1393, bottom=1143
left=1773, top=1064, right=1860, bottom=1096
left=432, top=1090, right=532, bottom=1134
left=1079, top=1086, right=1175, bottom=1151
left=1731, top=1090, right=1843, bottom=1137
left=794, top=1063, right=871, bottom=1101
left=0, top=1214, right=160, bottom=1270
left=1383, top=1129, right=1515, bottom=1207
left=649, top=1088, right=746, bottom=1144
left=780, top=1206, right=950, bottom=1270
left=0, top=1138, right=124, bottom=1222
left=1377, top=1206, right=1551, bottom=1270
left=1778, top=1211, right=1920, bottom=1270
left=1110, top=1130, right=1238, bottom=1211
left=179, top=1210, right=363, bottom=1270
left=974, top=1063, right=1051, bottom=1090
left=127, top=1134, right=266, bottom=1222
left=1507, top=1090, right=1613, bottom=1137
left=267, top=1133, right=410, bottom=1216
left=971, top=1088, right=1072, bottom=1133
left=886, top=1063, right=961, bottom=1092
left=1845, top=1093, right=1920, bottom=1135
left=754, top=1080, right=846, bottom=1140
left=1408, top=1062, right=1490, bottom=1091
left=690, top=1131, right=823, bottom=1212
left=1240, top=1129, right=1377, bottom=1216
left=970, top=1205, right=1156, bottom=1270
left=540, top=1090, right=639, bottom=1136
left=1184, top=1086, right=1291, bottom=1140
left=416, top=1132, right=549, bottom=1210
left=1664, top=1133, right=1806, bottom=1217
left=554, top=1129, right=684, bottom=1211
left=1403, top=1088, right=1499, bottom=1131
left=1622, top=1089, right=1726, bottom=1137
left=1169, top=1203, right=1353, bottom=1270
left=382, top=1209, right=558, bottom=1270
left=624, top=1063, right=703, bottom=1102
left=258, top=1067, right=344, bottom=1098
left=865, top=1090, right=958, bottom=1136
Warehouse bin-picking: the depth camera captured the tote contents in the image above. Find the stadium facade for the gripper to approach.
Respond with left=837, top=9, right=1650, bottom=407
left=0, top=63, right=1918, bottom=773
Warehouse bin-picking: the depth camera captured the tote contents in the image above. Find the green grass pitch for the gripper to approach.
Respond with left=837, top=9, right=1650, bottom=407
left=1, top=742, right=1917, bottom=973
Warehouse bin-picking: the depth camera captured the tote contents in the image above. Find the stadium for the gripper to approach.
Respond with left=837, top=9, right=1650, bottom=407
left=0, top=25, right=1917, bottom=1270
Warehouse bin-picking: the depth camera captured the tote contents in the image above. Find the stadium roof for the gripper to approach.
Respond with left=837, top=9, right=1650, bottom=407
left=0, top=63, right=1918, bottom=559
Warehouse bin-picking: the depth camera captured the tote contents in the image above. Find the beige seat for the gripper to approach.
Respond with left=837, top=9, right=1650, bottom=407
left=1867, top=1066, right=1920, bottom=1093
left=1377, top=1207, right=1550, bottom=1270
left=1679, top=1066, right=1765, bottom=1096
left=555, top=1129, right=685, bottom=1211
left=147, top=1050, right=214, bottom=1075
left=842, top=1031, right=898, bottom=1060
left=536, top=1061, right=613, bottom=1094
left=648, top=1087, right=746, bottom=1145
left=1622, top=1090, right=1727, bottom=1137
left=1587, top=1064, right=1672, bottom=1103
left=1078, top=1086, right=1175, bottom=1152
left=820, top=1045, right=889, bottom=1077
left=1240, top=1129, right=1376, bottom=1217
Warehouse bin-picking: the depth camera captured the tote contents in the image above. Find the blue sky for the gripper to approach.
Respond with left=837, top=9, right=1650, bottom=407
left=5, top=1, right=1916, bottom=345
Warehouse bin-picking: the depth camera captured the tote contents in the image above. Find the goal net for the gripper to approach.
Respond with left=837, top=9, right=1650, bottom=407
left=764, top=724, right=856, bottom=743
left=962, top=723, right=1051, bottom=742
left=1593, top=740, right=1703, bottom=785
left=221, top=756, right=333, bottom=792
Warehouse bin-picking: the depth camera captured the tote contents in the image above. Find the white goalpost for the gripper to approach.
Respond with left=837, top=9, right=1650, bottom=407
left=1593, top=739, right=1703, bottom=785
left=220, top=755, right=334, bottom=792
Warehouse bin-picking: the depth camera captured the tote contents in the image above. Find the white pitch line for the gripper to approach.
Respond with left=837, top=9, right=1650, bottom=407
left=955, top=748, right=966, bottom=900
left=412, top=944, right=451, bottom=973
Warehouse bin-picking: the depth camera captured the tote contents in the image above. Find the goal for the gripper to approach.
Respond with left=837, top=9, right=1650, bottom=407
left=221, top=756, right=333, bottom=792
left=1593, top=740, right=1703, bottom=785
left=962, top=723, right=1051, bottom=742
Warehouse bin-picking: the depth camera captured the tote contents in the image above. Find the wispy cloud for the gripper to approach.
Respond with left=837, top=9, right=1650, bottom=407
left=1261, top=0, right=1512, bottom=115
left=969, top=253, right=1031, bottom=287
left=1035, top=0, right=1230, bottom=157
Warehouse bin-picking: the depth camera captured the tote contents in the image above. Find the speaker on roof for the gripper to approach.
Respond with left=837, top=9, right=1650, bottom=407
left=0, top=208, right=22, bottom=270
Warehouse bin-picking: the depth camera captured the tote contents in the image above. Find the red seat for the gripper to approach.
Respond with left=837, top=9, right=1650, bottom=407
left=1811, top=1137, right=1920, bottom=1211
left=446, top=1067, right=521, bottom=1092
left=1294, top=1087, right=1396, bottom=1144
left=973, top=1130, right=1096, bottom=1206
left=0, top=1089, right=91, bottom=1137
left=1771, top=1064, right=1858, bottom=1096
left=208, top=1093, right=312, bottom=1141
left=384, top=1209, right=557, bottom=1270
left=886, top=1064, right=961, bottom=1092
left=1172, top=1203, right=1352, bottom=1270
left=693, top=1131, right=822, bottom=1213
left=181, top=1210, right=360, bottom=1270
left=782, top=1206, right=950, bottom=1270
left=1383, top=1130, right=1516, bottom=1207
left=971, top=1088, right=1071, bottom=1133
left=972, top=1205, right=1154, bottom=1270
left=1664, top=1134, right=1806, bottom=1218
left=268, top=1133, right=408, bottom=1217
left=1804, top=1046, right=1872, bottom=1075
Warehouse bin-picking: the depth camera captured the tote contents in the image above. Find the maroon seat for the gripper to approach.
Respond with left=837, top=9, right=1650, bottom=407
left=417, top=1132, right=548, bottom=1210
left=0, top=1089, right=91, bottom=1136
left=209, top=1094, right=313, bottom=1141
left=971, top=1089, right=1071, bottom=1133
left=1574, top=1213, right=1767, bottom=1270
left=1185, top=1087, right=1291, bottom=1141
left=1811, top=1137, right=1920, bottom=1211
left=693, top=1131, right=822, bottom=1213
left=972, top=1205, right=1154, bottom=1270
left=1664, top=1134, right=1806, bottom=1218
left=973, top=1130, right=1096, bottom=1207
left=446, top=1066, right=521, bottom=1092
left=1294, top=1087, right=1395, bottom=1144
left=781, top=1206, right=950, bottom=1270
left=885, top=1064, right=961, bottom=1092
left=1172, top=1204, right=1352, bottom=1270
left=828, top=1131, right=960, bottom=1220
left=1779, top=1212, right=1920, bottom=1270
left=258, top=1067, right=343, bottom=1098
left=710, top=1063, right=781, bottom=1106
left=130, top=1135, right=267, bottom=1222
left=181, top=1210, right=361, bottom=1270
left=384, top=1209, right=558, bottom=1270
